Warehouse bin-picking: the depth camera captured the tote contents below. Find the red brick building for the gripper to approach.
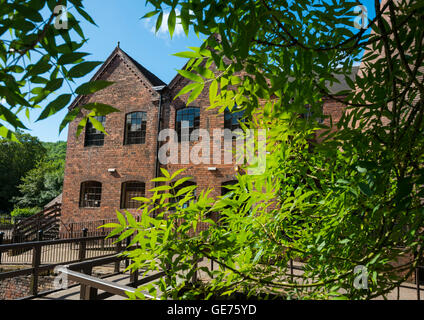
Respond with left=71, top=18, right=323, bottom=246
left=61, top=45, right=357, bottom=225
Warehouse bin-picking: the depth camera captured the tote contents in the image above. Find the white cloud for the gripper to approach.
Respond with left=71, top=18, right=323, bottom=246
left=144, top=10, right=185, bottom=39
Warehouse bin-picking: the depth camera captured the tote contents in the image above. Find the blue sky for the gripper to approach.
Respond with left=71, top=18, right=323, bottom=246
left=21, top=0, right=375, bottom=142
left=23, top=0, right=205, bottom=142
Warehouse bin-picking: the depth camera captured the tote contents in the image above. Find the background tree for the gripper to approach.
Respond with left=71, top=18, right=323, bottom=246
left=106, top=0, right=424, bottom=300
left=0, top=131, right=45, bottom=212
left=12, top=141, right=66, bottom=208
left=0, top=0, right=118, bottom=141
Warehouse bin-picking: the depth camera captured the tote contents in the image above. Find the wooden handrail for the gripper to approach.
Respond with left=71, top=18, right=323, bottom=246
left=58, top=268, right=142, bottom=299
left=0, top=234, right=115, bottom=252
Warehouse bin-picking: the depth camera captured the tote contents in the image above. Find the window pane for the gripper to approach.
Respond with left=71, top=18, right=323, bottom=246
left=224, top=107, right=245, bottom=131
left=125, top=112, right=147, bottom=145
left=171, top=181, right=196, bottom=208
left=84, top=116, right=106, bottom=147
left=122, top=182, right=145, bottom=209
left=80, top=181, right=102, bottom=208
left=176, top=108, right=200, bottom=142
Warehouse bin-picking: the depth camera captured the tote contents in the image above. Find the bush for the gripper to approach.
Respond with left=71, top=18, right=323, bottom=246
left=10, top=207, right=41, bottom=218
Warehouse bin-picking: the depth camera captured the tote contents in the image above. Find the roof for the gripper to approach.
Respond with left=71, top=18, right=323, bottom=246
left=44, top=193, right=62, bottom=208
left=69, top=45, right=165, bottom=110
left=124, top=53, right=166, bottom=87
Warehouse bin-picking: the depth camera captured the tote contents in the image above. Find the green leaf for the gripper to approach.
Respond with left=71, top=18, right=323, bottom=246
left=88, top=116, right=107, bottom=134
left=68, top=61, right=102, bottom=78
left=173, top=51, right=202, bottom=59
left=75, top=81, right=114, bottom=95
left=37, top=94, right=72, bottom=121
left=60, top=107, right=81, bottom=133
left=168, top=9, right=176, bottom=38
left=177, top=69, right=203, bottom=83
left=82, top=102, right=120, bottom=115
left=155, top=11, right=163, bottom=33
left=58, top=52, right=90, bottom=65
left=187, top=82, right=204, bottom=105
left=142, top=10, right=159, bottom=19
left=209, top=80, right=218, bottom=106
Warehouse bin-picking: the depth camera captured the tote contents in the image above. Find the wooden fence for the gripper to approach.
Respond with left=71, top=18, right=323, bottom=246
left=0, top=232, right=126, bottom=298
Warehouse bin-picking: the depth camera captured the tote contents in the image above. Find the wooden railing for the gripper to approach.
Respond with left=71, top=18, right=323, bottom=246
left=57, top=256, right=166, bottom=300
left=12, top=203, right=62, bottom=242
left=0, top=233, right=123, bottom=298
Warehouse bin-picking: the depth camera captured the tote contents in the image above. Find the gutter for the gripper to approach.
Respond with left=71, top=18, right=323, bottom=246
left=153, top=86, right=166, bottom=217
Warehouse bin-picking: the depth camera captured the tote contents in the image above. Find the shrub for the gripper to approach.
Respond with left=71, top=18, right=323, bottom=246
left=10, top=207, right=41, bottom=218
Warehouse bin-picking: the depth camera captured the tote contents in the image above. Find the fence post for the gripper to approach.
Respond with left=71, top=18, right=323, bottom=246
left=417, top=267, right=421, bottom=301
left=30, top=242, right=42, bottom=296
left=37, top=230, right=43, bottom=242
left=80, top=265, right=97, bottom=300
left=125, top=235, right=131, bottom=269
left=79, top=228, right=88, bottom=262
left=0, top=232, right=4, bottom=264
left=114, top=240, right=122, bottom=273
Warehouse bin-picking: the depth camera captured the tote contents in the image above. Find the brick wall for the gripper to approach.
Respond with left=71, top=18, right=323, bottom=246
left=61, top=54, right=162, bottom=224
left=61, top=49, right=346, bottom=224
left=0, top=274, right=57, bottom=300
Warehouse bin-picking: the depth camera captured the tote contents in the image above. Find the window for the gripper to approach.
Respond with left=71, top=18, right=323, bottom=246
left=224, top=107, right=245, bottom=131
left=171, top=181, right=197, bottom=209
left=80, top=181, right=102, bottom=208
left=124, top=112, right=147, bottom=145
left=176, top=108, right=200, bottom=142
left=121, top=181, right=146, bottom=209
left=300, top=105, right=323, bottom=124
left=84, top=116, right=106, bottom=147
left=221, top=180, right=238, bottom=197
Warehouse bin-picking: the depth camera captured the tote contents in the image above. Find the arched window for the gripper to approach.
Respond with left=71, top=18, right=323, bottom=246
left=79, top=181, right=102, bottom=208
left=84, top=116, right=106, bottom=147
left=175, top=108, right=200, bottom=142
left=124, top=112, right=147, bottom=145
left=121, top=181, right=146, bottom=209
left=224, top=107, right=245, bottom=131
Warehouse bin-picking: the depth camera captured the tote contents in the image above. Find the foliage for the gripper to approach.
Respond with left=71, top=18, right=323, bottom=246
left=0, top=131, right=45, bottom=212
left=106, top=0, right=424, bottom=300
left=10, top=206, right=41, bottom=218
left=12, top=157, right=64, bottom=208
left=42, top=141, right=67, bottom=161
left=0, top=0, right=119, bottom=141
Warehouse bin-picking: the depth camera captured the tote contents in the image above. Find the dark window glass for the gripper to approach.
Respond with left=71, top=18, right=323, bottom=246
left=171, top=181, right=197, bottom=209
left=221, top=180, right=238, bottom=197
left=224, top=107, right=245, bottom=131
left=121, top=181, right=146, bottom=209
left=84, top=116, right=106, bottom=147
left=80, top=181, right=102, bottom=208
left=125, top=112, right=147, bottom=145
left=176, top=108, right=200, bottom=142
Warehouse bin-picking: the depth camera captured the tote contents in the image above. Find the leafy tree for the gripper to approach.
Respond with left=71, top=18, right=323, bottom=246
left=0, top=0, right=118, bottom=141
left=106, top=0, right=424, bottom=300
left=12, top=158, right=64, bottom=208
left=0, top=131, right=45, bottom=213
left=12, top=140, right=66, bottom=208
left=42, top=141, right=67, bottom=161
